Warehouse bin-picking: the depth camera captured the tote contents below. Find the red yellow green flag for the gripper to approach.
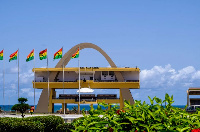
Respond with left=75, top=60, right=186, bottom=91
left=0, top=50, right=3, bottom=60
left=53, top=48, right=62, bottom=60
left=39, top=49, right=47, bottom=60
left=71, top=48, right=79, bottom=59
left=9, top=50, right=18, bottom=62
left=26, top=49, right=34, bottom=62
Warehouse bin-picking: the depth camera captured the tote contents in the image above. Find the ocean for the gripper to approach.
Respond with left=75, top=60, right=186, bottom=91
left=0, top=104, right=187, bottom=112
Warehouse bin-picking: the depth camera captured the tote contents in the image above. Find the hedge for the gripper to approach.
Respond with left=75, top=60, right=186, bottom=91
left=25, top=115, right=64, bottom=132
left=0, top=116, right=64, bottom=132
left=0, top=118, right=44, bottom=132
left=56, top=123, right=74, bottom=132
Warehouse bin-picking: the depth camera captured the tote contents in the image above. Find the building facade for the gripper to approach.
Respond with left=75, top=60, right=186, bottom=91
left=33, top=43, right=140, bottom=113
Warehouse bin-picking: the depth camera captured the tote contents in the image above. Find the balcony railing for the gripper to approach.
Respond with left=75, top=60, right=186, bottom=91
left=34, top=79, right=139, bottom=83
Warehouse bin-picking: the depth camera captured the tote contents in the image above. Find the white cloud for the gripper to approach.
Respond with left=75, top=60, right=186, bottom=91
left=192, top=71, right=200, bottom=80
left=6, top=67, right=21, bottom=74
left=10, top=84, right=16, bottom=89
left=170, top=66, right=195, bottom=81
left=19, top=69, right=34, bottom=84
left=140, top=64, right=173, bottom=80
left=5, top=89, right=17, bottom=96
left=140, top=64, right=175, bottom=88
left=21, top=88, right=41, bottom=97
left=140, top=64, right=200, bottom=88
left=10, top=67, right=18, bottom=73
left=183, top=83, right=193, bottom=87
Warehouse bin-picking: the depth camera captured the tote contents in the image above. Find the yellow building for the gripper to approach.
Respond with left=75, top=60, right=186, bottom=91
left=33, top=43, right=140, bottom=113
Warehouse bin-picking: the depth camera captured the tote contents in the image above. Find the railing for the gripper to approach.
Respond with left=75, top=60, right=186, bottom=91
left=53, top=97, right=119, bottom=100
left=75, top=99, right=97, bottom=102
left=33, top=80, right=139, bottom=83
left=126, top=80, right=139, bottom=82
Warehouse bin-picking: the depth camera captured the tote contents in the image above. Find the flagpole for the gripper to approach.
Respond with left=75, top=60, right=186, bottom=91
left=47, top=48, right=50, bottom=113
left=3, top=49, right=5, bottom=113
left=18, top=48, right=19, bottom=99
left=62, top=47, right=65, bottom=116
left=34, top=49, right=36, bottom=111
left=78, top=47, right=80, bottom=114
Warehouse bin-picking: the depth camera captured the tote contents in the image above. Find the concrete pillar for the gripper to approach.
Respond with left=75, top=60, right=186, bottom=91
left=78, top=104, right=80, bottom=114
left=48, top=88, right=53, bottom=113
left=187, top=90, right=189, bottom=106
left=120, top=89, right=123, bottom=109
left=120, top=88, right=134, bottom=109
left=52, top=103, right=54, bottom=113
left=90, top=104, right=93, bottom=110
left=65, top=103, right=67, bottom=111
left=62, top=103, right=64, bottom=114
left=108, top=103, right=111, bottom=110
left=63, top=103, right=67, bottom=114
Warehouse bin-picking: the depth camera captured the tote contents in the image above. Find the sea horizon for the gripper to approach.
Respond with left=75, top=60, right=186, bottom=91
left=0, top=104, right=187, bottom=112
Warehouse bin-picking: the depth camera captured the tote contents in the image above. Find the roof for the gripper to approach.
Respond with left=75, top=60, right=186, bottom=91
left=188, top=88, right=200, bottom=95
left=32, top=67, right=140, bottom=72
left=189, top=87, right=200, bottom=90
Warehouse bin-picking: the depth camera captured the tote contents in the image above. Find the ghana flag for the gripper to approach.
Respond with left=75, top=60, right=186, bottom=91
left=26, top=49, right=34, bottom=62
left=39, top=49, right=47, bottom=60
left=53, top=48, right=62, bottom=60
left=0, top=50, right=3, bottom=60
left=9, top=50, right=18, bottom=62
left=71, top=48, right=79, bottom=59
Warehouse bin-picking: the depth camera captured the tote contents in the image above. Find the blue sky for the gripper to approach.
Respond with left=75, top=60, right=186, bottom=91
left=0, top=1, right=200, bottom=105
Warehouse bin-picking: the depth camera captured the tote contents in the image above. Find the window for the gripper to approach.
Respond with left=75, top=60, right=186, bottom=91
left=102, top=71, right=108, bottom=76
left=109, top=71, right=114, bottom=76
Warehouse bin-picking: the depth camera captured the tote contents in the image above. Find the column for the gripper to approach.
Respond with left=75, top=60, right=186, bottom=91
left=78, top=103, right=80, bottom=114
left=52, top=103, right=54, bottom=113
left=187, top=90, right=189, bottom=106
left=49, top=88, right=53, bottom=113
left=90, top=104, right=93, bottom=110
left=52, top=89, right=56, bottom=113
left=66, top=103, right=67, bottom=113
left=120, top=89, right=123, bottom=109
left=62, top=103, right=64, bottom=114
left=108, top=103, right=111, bottom=110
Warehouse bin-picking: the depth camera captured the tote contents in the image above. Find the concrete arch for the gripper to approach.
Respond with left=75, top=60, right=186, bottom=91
left=54, top=43, right=124, bottom=82
left=56, top=43, right=117, bottom=68
left=36, top=43, right=134, bottom=113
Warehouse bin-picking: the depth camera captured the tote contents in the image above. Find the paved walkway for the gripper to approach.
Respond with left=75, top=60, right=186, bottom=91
left=0, top=113, right=84, bottom=118
left=0, top=113, right=85, bottom=123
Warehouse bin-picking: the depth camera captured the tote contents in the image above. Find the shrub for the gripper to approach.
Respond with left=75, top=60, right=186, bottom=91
left=0, top=117, right=44, bottom=132
left=72, top=93, right=200, bottom=132
left=0, top=116, right=63, bottom=132
left=25, top=115, right=64, bottom=132
left=56, top=123, right=74, bottom=132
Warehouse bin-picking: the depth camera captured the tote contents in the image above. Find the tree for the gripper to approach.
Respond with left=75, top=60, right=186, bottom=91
left=11, top=97, right=30, bottom=118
